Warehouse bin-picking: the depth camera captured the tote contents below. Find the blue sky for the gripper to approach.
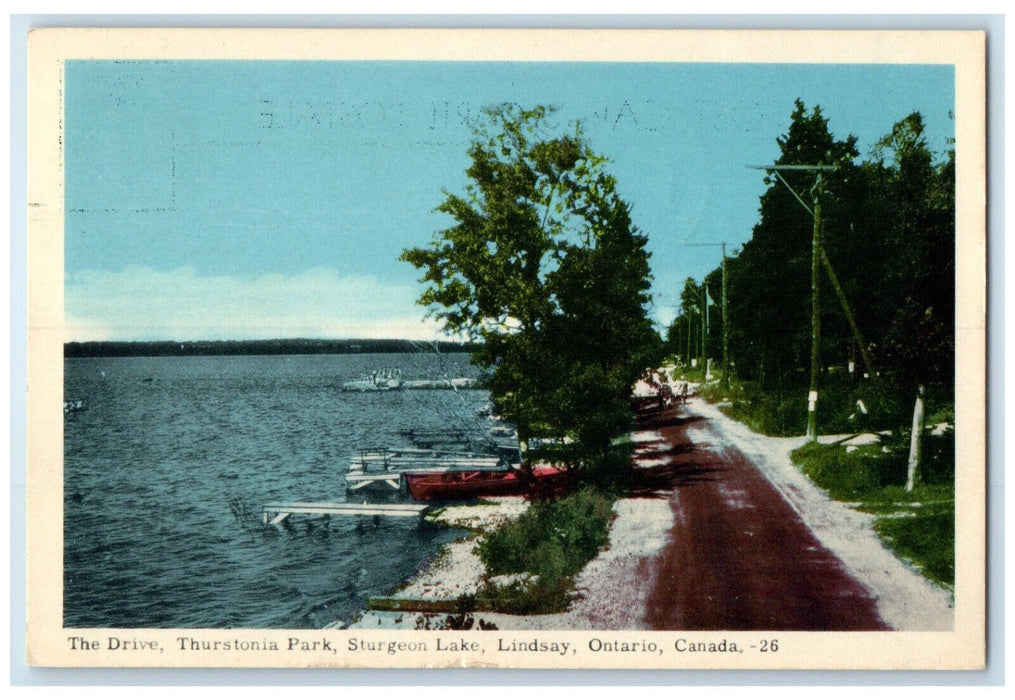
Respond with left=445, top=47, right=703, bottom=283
left=64, top=60, right=954, bottom=342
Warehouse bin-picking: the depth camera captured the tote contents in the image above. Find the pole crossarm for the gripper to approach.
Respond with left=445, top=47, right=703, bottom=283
left=773, top=170, right=815, bottom=217
left=747, top=164, right=838, bottom=216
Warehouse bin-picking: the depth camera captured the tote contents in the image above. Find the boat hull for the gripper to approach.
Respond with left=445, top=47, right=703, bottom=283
left=406, top=467, right=567, bottom=501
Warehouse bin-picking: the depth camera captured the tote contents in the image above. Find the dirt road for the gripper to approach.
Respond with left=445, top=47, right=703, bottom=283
left=630, top=398, right=891, bottom=631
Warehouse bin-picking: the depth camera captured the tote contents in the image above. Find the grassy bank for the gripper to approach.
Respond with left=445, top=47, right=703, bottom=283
left=697, top=375, right=925, bottom=438
left=474, top=487, right=615, bottom=614
left=790, top=436, right=954, bottom=588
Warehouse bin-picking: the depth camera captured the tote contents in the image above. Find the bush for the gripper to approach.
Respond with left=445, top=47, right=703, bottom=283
left=703, top=380, right=807, bottom=436
left=583, top=443, right=634, bottom=494
left=476, top=487, right=614, bottom=613
left=791, top=441, right=888, bottom=499
left=920, top=426, right=955, bottom=485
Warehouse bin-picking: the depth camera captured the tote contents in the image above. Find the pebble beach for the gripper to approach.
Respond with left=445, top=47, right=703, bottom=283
left=347, top=494, right=674, bottom=631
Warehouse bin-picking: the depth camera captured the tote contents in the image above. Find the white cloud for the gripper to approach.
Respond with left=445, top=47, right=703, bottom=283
left=64, top=266, right=450, bottom=342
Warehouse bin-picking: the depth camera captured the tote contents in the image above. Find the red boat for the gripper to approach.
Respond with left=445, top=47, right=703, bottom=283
left=406, top=466, right=567, bottom=501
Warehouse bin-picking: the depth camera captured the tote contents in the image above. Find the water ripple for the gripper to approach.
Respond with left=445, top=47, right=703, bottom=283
left=64, top=353, right=484, bottom=629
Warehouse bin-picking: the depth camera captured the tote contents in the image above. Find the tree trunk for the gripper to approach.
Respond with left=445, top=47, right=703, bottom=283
left=905, top=385, right=926, bottom=492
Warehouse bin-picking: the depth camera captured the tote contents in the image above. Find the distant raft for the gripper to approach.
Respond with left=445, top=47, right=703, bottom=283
left=64, top=399, right=86, bottom=414
left=341, top=368, right=404, bottom=392
left=340, top=369, right=480, bottom=392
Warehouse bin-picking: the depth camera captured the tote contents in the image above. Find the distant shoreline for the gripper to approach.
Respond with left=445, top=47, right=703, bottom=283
left=64, top=338, right=481, bottom=358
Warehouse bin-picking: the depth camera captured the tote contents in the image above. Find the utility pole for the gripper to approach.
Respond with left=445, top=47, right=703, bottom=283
left=687, top=241, right=731, bottom=390
left=808, top=173, right=823, bottom=442
left=685, top=284, right=707, bottom=374
left=748, top=163, right=836, bottom=442
left=701, top=286, right=707, bottom=375
left=722, top=244, right=728, bottom=390
left=686, top=310, right=692, bottom=369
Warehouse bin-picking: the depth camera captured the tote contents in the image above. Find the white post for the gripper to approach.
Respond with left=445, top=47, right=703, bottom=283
left=905, top=385, right=926, bottom=492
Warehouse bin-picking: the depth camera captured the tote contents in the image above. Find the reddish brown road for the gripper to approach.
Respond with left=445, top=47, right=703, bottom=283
left=630, top=398, right=890, bottom=631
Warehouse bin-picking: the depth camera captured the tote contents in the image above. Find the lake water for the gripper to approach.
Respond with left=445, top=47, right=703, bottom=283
left=63, top=352, right=490, bottom=629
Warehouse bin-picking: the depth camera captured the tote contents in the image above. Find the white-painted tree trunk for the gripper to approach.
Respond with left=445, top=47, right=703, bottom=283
left=905, top=385, right=926, bottom=493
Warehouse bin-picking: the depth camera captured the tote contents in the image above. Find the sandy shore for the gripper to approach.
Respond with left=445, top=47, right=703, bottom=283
left=347, top=494, right=673, bottom=630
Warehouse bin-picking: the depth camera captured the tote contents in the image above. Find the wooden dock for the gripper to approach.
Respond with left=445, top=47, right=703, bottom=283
left=345, top=447, right=504, bottom=494
left=262, top=501, right=430, bottom=525
left=350, top=447, right=502, bottom=472
left=345, top=472, right=403, bottom=493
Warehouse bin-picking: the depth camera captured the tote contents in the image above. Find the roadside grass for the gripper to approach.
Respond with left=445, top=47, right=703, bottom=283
left=790, top=438, right=954, bottom=588
left=699, top=379, right=805, bottom=436
left=699, top=375, right=918, bottom=438
left=873, top=507, right=954, bottom=587
left=475, top=486, right=615, bottom=614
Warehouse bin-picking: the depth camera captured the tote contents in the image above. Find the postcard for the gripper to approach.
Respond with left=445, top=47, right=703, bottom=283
left=26, top=27, right=986, bottom=670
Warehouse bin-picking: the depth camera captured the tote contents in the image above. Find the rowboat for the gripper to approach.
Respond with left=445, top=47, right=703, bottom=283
left=405, top=466, right=567, bottom=502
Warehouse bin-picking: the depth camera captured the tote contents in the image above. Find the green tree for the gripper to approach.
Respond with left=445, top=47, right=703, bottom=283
left=717, top=103, right=954, bottom=442
left=868, top=113, right=955, bottom=393
left=401, top=104, right=660, bottom=473
left=728, top=99, right=859, bottom=393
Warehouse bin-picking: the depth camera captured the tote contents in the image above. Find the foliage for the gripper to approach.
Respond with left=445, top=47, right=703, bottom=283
left=790, top=438, right=954, bottom=586
left=402, top=104, right=661, bottom=476
left=874, top=511, right=954, bottom=587
left=476, top=487, right=614, bottom=613
left=668, top=100, right=954, bottom=441
left=723, top=100, right=860, bottom=390
left=791, top=441, right=895, bottom=499
left=790, top=426, right=954, bottom=500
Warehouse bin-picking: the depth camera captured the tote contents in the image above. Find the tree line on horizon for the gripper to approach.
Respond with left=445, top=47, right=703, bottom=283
left=63, top=338, right=481, bottom=358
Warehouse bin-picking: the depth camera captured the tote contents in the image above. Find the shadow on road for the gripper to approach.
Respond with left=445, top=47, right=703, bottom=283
left=630, top=408, right=728, bottom=497
left=629, top=462, right=727, bottom=497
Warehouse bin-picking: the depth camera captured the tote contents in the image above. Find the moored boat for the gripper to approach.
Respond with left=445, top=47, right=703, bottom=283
left=405, top=466, right=567, bottom=501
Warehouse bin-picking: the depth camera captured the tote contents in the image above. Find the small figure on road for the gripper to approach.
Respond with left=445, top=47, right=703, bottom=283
left=679, top=380, right=689, bottom=405
left=660, top=382, right=674, bottom=408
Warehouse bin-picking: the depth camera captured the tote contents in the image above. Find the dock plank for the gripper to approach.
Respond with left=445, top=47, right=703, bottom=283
left=345, top=473, right=403, bottom=491
left=366, top=597, right=465, bottom=613
left=262, top=501, right=430, bottom=519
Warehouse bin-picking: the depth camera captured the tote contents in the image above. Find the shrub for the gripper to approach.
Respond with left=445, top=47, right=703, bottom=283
left=706, top=380, right=807, bottom=436
left=476, top=487, right=614, bottom=613
left=791, top=442, right=883, bottom=499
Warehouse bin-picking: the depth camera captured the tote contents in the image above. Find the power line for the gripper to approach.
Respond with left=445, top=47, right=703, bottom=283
left=748, top=163, right=835, bottom=442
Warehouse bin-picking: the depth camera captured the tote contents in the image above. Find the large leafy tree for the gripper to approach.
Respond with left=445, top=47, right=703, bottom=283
left=401, top=104, right=660, bottom=468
